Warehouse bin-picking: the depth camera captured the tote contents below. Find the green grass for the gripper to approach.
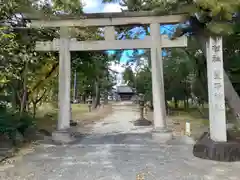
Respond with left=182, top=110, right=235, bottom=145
left=168, top=105, right=240, bottom=139
left=167, top=100, right=237, bottom=124
left=35, top=103, right=89, bottom=132
left=169, top=109, right=209, bottom=129
left=71, top=104, right=88, bottom=117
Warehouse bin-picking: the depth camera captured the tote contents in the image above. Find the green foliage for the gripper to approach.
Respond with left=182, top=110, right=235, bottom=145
left=0, top=106, right=35, bottom=141
left=135, top=66, right=152, bottom=101
left=52, top=0, right=83, bottom=14
left=163, top=48, right=194, bottom=101
left=123, top=67, right=135, bottom=87
left=103, top=0, right=240, bottom=35
left=71, top=50, right=115, bottom=99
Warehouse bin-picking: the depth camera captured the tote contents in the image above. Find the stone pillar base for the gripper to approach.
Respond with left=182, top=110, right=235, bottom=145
left=52, top=130, right=75, bottom=144
left=134, top=118, right=152, bottom=126
left=193, top=132, right=240, bottom=162
left=152, top=128, right=173, bottom=143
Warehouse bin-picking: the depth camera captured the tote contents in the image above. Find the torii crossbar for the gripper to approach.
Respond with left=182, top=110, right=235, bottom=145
left=29, top=11, right=189, bottom=143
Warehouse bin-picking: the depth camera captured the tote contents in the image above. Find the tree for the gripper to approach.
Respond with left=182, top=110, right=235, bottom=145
left=135, top=66, right=152, bottom=101
left=72, top=49, right=115, bottom=108
left=123, top=66, right=135, bottom=87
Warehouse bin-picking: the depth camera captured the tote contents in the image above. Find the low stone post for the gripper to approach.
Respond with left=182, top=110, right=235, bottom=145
left=100, top=97, right=104, bottom=108
left=134, top=93, right=152, bottom=126
left=87, top=96, right=92, bottom=112
left=139, top=94, right=145, bottom=119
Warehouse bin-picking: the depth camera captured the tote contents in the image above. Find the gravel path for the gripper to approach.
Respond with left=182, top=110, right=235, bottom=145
left=0, top=102, right=240, bottom=180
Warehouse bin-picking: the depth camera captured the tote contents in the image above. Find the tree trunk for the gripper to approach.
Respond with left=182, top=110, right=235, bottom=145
left=165, top=100, right=169, bottom=115
left=93, top=81, right=100, bottom=109
left=184, top=99, right=187, bottom=109
left=32, top=89, right=47, bottom=118
left=149, top=100, right=154, bottom=110
left=174, top=98, right=178, bottom=109
left=184, top=80, right=189, bottom=109
left=20, top=63, right=28, bottom=115
left=83, top=94, right=86, bottom=104
left=72, top=70, right=77, bottom=102
left=10, top=84, right=17, bottom=110
left=104, top=90, right=108, bottom=104
left=26, top=102, right=31, bottom=112
left=198, top=36, right=240, bottom=120
left=33, top=102, right=37, bottom=118
left=223, top=73, right=240, bottom=118
left=20, top=86, right=28, bottom=114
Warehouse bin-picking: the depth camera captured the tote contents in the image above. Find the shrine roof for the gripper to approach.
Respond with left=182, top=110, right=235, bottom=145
left=116, top=85, right=134, bottom=93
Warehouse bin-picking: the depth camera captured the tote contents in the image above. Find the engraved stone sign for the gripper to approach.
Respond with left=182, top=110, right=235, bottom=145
left=212, top=55, right=221, bottom=62
left=207, top=36, right=227, bottom=142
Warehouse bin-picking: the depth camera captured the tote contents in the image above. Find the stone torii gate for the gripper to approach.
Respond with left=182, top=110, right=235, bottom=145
left=28, top=12, right=234, bottom=159
left=30, top=12, right=187, bottom=142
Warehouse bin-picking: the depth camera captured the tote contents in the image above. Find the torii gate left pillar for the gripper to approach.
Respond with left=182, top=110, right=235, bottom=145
left=51, top=27, right=74, bottom=143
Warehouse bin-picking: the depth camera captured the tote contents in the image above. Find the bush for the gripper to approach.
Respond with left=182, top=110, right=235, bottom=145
left=0, top=106, right=35, bottom=142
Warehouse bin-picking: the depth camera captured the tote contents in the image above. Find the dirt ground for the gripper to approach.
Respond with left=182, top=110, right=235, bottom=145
left=36, top=103, right=113, bottom=133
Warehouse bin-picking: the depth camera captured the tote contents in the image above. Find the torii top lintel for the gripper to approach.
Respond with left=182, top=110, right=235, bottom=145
left=26, top=11, right=187, bottom=28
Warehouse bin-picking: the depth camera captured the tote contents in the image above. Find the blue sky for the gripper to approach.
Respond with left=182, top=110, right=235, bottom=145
left=82, top=0, right=178, bottom=71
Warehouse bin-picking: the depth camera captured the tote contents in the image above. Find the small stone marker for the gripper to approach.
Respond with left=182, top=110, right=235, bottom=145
left=87, top=96, right=92, bottom=112
left=185, top=121, right=191, bottom=136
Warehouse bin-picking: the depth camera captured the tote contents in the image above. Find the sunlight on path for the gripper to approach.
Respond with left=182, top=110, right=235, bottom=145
left=90, top=102, right=152, bottom=134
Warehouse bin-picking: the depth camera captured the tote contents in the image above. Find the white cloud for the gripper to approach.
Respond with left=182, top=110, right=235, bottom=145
left=81, top=0, right=99, bottom=12
left=81, top=0, right=98, bottom=8
left=102, top=3, right=122, bottom=12
left=109, top=62, right=125, bottom=73
left=109, top=62, right=126, bottom=87
left=82, top=0, right=127, bottom=13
